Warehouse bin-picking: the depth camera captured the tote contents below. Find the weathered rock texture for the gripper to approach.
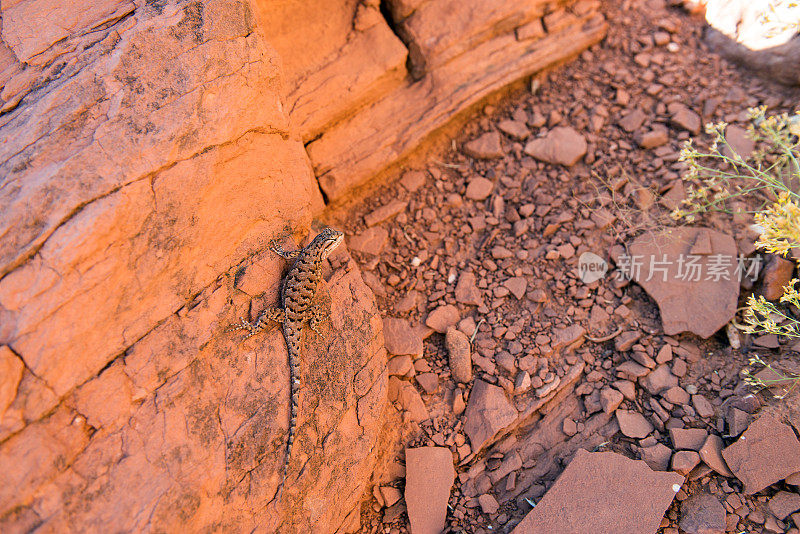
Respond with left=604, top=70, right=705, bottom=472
left=0, top=1, right=387, bottom=532
left=0, top=0, right=606, bottom=530
left=307, top=0, right=608, bottom=200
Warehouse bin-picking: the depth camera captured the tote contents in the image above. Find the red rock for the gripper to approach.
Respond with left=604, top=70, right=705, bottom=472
left=613, top=380, right=637, bottom=401
left=463, top=131, right=504, bottom=159
left=692, top=394, right=716, bottom=419
left=445, top=328, right=472, bottom=384
left=600, top=387, right=624, bottom=414
left=383, top=318, right=424, bottom=357
left=308, top=8, right=607, bottom=199
left=511, top=450, right=683, bottom=533
left=670, top=428, right=709, bottom=451
left=503, top=277, right=528, bottom=300
left=696, top=435, right=732, bottom=479
left=662, top=386, right=690, bottom=405
left=0, top=346, right=24, bottom=418
left=618, top=109, right=646, bottom=132
left=761, top=255, right=795, bottom=300
left=398, top=381, right=430, bottom=422
left=769, top=491, right=800, bottom=519
left=668, top=103, right=701, bottom=134
left=364, top=200, right=408, bottom=227
left=617, top=361, right=651, bottom=379
left=405, top=447, right=455, bottom=534
left=641, top=364, right=679, bottom=395
left=523, top=127, right=588, bottom=166
left=563, top=418, right=578, bottom=436
left=616, top=409, right=654, bottom=438
left=379, top=486, right=402, bottom=507
left=640, top=443, right=674, bottom=471
left=387, top=355, right=414, bottom=376
left=464, top=380, right=517, bottom=453
left=614, top=331, right=641, bottom=351
left=416, top=373, right=439, bottom=394
left=400, top=172, right=427, bottom=195
left=679, top=493, right=726, bottom=534
left=498, top=119, right=531, bottom=140
left=455, top=271, right=484, bottom=306
left=478, top=493, right=500, bottom=514
left=425, top=305, right=460, bottom=333
left=627, top=228, right=739, bottom=338
left=348, top=227, right=389, bottom=255
left=551, top=325, right=586, bottom=351
left=722, top=413, right=800, bottom=494
left=635, top=125, right=669, bottom=149
left=672, top=450, right=701, bottom=475
left=465, top=177, right=494, bottom=200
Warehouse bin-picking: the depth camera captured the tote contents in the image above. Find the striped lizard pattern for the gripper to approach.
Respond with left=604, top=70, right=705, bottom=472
left=230, top=227, right=344, bottom=495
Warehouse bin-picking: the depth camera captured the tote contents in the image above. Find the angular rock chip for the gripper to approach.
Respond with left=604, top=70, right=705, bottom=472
left=640, top=442, right=673, bottom=471
left=626, top=227, right=739, bottom=338
left=383, top=318, right=424, bottom=357
left=405, top=447, right=455, bottom=534
left=455, top=271, right=484, bottom=306
left=503, top=277, right=528, bottom=300
left=523, top=126, right=587, bottom=166
left=347, top=227, right=389, bottom=255
left=670, top=427, right=708, bottom=451
left=616, top=409, right=654, bottom=439
left=364, top=200, right=408, bottom=227
left=640, top=364, right=678, bottom=395
left=679, top=493, right=726, bottom=534
left=722, top=413, right=800, bottom=494
left=464, top=380, right=517, bottom=453
left=463, top=131, right=504, bottom=159
left=512, top=450, right=682, bottom=533
left=699, top=434, right=734, bottom=477
left=425, top=305, right=460, bottom=333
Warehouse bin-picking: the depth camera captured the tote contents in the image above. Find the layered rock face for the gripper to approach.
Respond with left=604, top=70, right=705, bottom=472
left=0, top=0, right=604, bottom=531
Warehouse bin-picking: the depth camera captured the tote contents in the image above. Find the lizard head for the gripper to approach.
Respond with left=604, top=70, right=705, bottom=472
left=314, top=227, right=344, bottom=259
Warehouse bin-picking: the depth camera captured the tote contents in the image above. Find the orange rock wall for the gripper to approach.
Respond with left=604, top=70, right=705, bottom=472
left=0, top=0, right=605, bottom=531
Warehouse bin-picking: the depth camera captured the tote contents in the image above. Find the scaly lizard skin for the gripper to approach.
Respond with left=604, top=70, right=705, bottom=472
left=230, top=227, right=344, bottom=495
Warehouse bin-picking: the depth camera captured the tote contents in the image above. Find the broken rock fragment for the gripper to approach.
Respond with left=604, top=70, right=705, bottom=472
left=512, top=450, right=682, bottom=533
left=464, top=380, right=517, bottom=453
left=405, top=447, right=455, bottom=534
left=523, top=126, right=587, bottom=166
left=625, top=227, right=739, bottom=338
left=722, top=413, right=800, bottom=494
left=463, top=131, right=504, bottom=159
left=679, top=493, right=726, bottom=534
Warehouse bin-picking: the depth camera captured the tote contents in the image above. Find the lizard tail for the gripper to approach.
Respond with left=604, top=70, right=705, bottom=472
left=283, top=324, right=302, bottom=484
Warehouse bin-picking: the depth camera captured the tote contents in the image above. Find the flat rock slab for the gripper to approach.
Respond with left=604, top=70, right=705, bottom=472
left=464, top=380, right=518, bottom=453
left=512, top=450, right=682, bottom=533
left=722, top=413, right=800, bottom=494
left=405, top=447, right=455, bottom=534
left=625, top=227, right=739, bottom=338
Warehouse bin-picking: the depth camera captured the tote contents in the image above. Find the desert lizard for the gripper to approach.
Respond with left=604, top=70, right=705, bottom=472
left=230, top=227, right=344, bottom=496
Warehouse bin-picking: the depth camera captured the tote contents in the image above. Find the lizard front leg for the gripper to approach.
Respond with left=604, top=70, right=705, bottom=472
left=229, top=307, right=285, bottom=339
